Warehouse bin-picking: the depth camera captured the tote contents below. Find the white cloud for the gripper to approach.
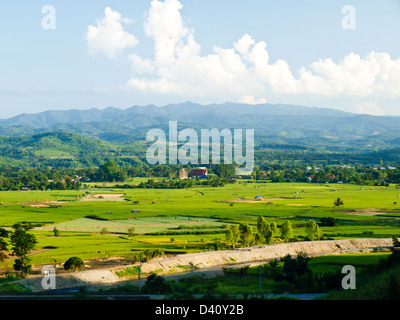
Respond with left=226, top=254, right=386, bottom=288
left=240, top=96, right=267, bottom=105
left=86, top=7, right=138, bottom=59
left=355, top=102, right=385, bottom=116
left=88, top=1, right=400, bottom=108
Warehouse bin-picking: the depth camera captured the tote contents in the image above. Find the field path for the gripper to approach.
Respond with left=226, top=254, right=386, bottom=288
left=8, top=238, right=392, bottom=292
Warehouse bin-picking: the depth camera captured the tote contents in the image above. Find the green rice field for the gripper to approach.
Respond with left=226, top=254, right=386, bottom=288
left=1, top=180, right=400, bottom=268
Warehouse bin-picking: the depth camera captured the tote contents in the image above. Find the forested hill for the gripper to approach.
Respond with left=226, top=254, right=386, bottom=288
left=1, top=102, right=400, bottom=147
left=0, top=132, right=145, bottom=168
left=1, top=102, right=400, bottom=168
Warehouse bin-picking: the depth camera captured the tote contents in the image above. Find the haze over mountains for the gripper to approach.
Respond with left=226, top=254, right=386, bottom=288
left=1, top=102, right=400, bottom=168
left=1, top=102, right=400, bottom=144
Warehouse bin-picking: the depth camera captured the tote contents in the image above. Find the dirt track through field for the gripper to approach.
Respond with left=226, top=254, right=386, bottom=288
left=7, top=238, right=393, bottom=293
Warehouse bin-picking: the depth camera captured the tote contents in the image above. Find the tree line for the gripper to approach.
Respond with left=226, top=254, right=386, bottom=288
left=3, top=160, right=400, bottom=191
left=224, top=217, right=325, bottom=250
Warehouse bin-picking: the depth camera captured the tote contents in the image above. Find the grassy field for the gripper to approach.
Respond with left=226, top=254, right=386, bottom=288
left=1, top=180, right=400, bottom=269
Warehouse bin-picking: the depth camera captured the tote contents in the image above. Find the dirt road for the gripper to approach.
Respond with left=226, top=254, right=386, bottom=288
left=5, top=238, right=393, bottom=293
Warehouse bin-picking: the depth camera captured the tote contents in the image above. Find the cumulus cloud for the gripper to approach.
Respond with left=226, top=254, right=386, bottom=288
left=296, top=52, right=400, bottom=97
left=240, top=96, right=267, bottom=105
left=355, top=102, right=385, bottom=116
left=86, top=7, right=138, bottom=59
left=88, top=1, right=400, bottom=106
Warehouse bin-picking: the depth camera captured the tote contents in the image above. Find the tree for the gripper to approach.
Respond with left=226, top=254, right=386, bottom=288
left=212, top=164, right=235, bottom=178
left=270, top=222, right=278, bottom=237
left=143, top=273, right=172, bottom=294
left=254, top=233, right=263, bottom=245
left=392, top=236, right=400, bottom=248
left=282, top=252, right=312, bottom=288
left=64, top=256, right=84, bottom=272
left=257, top=216, right=271, bottom=244
left=239, top=223, right=254, bottom=247
left=225, top=225, right=240, bottom=248
left=334, top=197, right=344, bottom=208
left=98, top=160, right=127, bottom=182
left=100, top=228, right=108, bottom=235
left=225, top=228, right=234, bottom=248
left=265, top=230, right=273, bottom=245
left=53, top=227, right=61, bottom=237
left=0, top=228, right=9, bottom=262
left=10, top=223, right=37, bottom=276
left=265, top=259, right=281, bottom=279
left=280, top=221, right=293, bottom=243
left=320, top=217, right=338, bottom=227
left=211, top=239, right=222, bottom=251
left=305, top=220, right=322, bottom=241
left=128, top=227, right=135, bottom=241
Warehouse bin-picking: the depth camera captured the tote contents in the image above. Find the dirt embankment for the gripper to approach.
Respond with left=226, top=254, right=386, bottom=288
left=10, top=238, right=393, bottom=292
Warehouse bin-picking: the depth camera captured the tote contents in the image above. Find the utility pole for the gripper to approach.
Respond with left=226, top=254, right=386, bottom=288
left=166, top=178, right=170, bottom=202
left=139, top=258, right=142, bottom=295
left=259, top=261, right=262, bottom=295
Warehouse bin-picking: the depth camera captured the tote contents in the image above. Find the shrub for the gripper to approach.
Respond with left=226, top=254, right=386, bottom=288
left=143, top=274, right=172, bottom=294
left=64, top=257, right=84, bottom=272
left=320, top=217, right=338, bottom=227
left=53, top=228, right=61, bottom=237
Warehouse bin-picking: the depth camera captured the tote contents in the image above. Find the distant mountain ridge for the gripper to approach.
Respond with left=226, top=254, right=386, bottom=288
left=1, top=102, right=400, bottom=168
left=0, top=102, right=357, bottom=128
left=1, top=101, right=400, bottom=148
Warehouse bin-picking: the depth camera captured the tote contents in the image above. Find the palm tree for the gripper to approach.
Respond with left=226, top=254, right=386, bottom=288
left=334, top=197, right=344, bottom=208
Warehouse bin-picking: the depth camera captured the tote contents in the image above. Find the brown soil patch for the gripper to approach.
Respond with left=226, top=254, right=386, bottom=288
left=81, top=194, right=126, bottom=202
left=18, top=201, right=54, bottom=207
left=229, top=197, right=288, bottom=203
left=335, top=208, right=386, bottom=216
left=92, top=194, right=125, bottom=198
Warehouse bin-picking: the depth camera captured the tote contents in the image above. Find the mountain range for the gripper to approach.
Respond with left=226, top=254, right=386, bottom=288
left=1, top=102, right=400, bottom=167
left=2, top=102, right=400, bottom=141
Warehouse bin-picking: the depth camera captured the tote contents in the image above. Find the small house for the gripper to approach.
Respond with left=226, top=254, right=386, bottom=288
left=189, top=168, right=208, bottom=179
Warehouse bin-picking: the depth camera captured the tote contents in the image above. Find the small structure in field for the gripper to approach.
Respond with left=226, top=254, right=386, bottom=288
left=189, top=167, right=208, bottom=179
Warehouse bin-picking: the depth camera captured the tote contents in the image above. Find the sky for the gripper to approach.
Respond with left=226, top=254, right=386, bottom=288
left=0, top=0, right=399, bottom=118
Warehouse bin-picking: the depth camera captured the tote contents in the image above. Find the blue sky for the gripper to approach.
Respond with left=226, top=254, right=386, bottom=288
left=0, top=0, right=399, bottom=118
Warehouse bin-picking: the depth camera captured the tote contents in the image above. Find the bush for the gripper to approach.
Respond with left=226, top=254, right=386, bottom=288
left=64, top=257, right=84, bottom=272
left=320, top=217, right=338, bottom=227
left=53, top=228, right=61, bottom=237
left=143, top=274, right=172, bottom=294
